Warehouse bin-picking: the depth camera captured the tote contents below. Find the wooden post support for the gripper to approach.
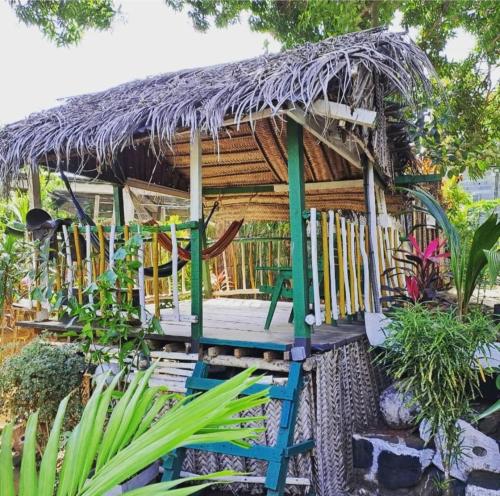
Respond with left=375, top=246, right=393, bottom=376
left=286, top=118, right=311, bottom=357
left=190, top=131, right=203, bottom=350
left=363, top=155, right=382, bottom=313
left=27, top=164, right=42, bottom=209
left=112, top=185, right=125, bottom=226
left=123, top=187, right=135, bottom=224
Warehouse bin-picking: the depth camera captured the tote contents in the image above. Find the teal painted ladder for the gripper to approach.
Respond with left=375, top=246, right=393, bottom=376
left=161, top=361, right=314, bottom=496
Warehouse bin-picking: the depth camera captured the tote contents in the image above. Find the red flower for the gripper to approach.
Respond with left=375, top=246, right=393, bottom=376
left=405, top=275, right=420, bottom=302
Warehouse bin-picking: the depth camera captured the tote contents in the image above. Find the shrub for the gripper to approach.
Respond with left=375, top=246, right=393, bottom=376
left=380, top=305, right=498, bottom=484
left=0, top=340, right=85, bottom=426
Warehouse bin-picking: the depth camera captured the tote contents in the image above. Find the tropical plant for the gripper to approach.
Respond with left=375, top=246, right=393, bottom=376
left=0, top=365, right=268, bottom=496
left=0, top=233, right=27, bottom=321
left=406, top=187, right=500, bottom=316
left=380, top=304, right=498, bottom=490
left=0, top=340, right=85, bottom=427
left=385, top=235, right=449, bottom=303
left=67, top=232, right=154, bottom=370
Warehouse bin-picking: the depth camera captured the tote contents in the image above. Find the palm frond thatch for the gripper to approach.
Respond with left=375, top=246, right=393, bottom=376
left=0, top=27, right=434, bottom=188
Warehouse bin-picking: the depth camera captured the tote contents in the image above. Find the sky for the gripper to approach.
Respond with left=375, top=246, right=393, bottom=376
left=0, top=0, right=476, bottom=126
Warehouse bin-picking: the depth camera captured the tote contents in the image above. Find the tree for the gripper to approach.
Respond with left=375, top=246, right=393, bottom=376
left=7, top=0, right=117, bottom=46
left=164, top=0, right=499, bottom=179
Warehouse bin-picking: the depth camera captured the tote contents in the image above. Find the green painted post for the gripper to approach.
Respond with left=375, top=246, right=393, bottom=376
left=112, top=185, right=125, bottom=226
left=287, top=118, right=311, bottom=356
left=191, top=222, right=203, bottom=347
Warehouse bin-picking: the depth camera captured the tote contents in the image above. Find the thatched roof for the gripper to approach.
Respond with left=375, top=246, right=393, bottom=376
left=0, top=27, right=433, bottom=196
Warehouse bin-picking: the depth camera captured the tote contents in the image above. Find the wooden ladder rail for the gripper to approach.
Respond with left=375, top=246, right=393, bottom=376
left=161, top=360, right=314, bottom=496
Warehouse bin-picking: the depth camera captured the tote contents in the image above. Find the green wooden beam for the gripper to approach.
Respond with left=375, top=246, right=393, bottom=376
left=287, top=118, right=311, bottom=355
left=395, top=174, right=442, bottom=185
left=202, top=185, right=275, bottom=195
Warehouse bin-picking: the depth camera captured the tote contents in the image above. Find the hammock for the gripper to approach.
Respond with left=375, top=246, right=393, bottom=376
left=126, top=186, right=243, bottom=262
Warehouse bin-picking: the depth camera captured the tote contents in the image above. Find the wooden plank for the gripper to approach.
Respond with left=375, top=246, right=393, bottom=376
left=311, top=99, right=377, bottom=128
left=27, top=163, right=42, bottom=209
left=126, top=178, right=190, bottom=199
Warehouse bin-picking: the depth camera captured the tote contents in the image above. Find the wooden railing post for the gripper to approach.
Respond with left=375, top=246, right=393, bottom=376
left=287, top=118, right=311, bottom=358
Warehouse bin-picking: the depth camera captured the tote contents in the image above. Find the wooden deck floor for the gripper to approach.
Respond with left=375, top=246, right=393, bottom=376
left=156, top=298, right=366, bottom=352
left=16, top=298, right=366, bottom=353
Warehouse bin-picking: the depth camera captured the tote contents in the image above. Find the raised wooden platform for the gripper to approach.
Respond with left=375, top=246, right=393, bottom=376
left=16, top=298, right=366, bottom=353
left=160, top=298, right=365, bottom=352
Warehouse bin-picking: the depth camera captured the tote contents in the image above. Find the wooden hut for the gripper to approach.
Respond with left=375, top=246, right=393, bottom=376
left=0, top=27, right=435, bottom=495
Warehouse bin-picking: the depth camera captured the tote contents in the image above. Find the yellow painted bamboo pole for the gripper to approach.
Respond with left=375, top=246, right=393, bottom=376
left=231, top=243, right=238, bottom=290
left=123, top=225, right=133, bottom=304
left=248, top=244, right=256, bottom=290
left=98, top=225, right=106, bottom=276
left=321, top=212, right=332, bottom=324
left=72, top=225, right=84, bottom=304
left=335, top=212, right=346, bottom=318
left=346, top=221, right=356, bottom=315
left=355, top=222, right=364, bottom=311
left=152, top=231, right=160, bottom=318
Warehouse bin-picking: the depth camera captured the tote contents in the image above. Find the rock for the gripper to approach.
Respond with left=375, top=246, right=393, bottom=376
left=353, top=433, right=434, bottom=490
left=353, top=437, right=374, bottom=469
left=466, top=471, right=500, bottom=495
left=420, top=419, right=500, bottom=482
left=377, top=450, right=423, bottom=489
left=93, top=362, right=120, bottom=385
left=379, top=383, right=419, bottom=429
left=420, top=467, right=466, bottom=496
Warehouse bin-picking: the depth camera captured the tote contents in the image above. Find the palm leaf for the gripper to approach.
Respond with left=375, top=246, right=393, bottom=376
left=0, top=423, right=15, bottom=496
left=1, top=366, right=267, bottom=496
left=463, top=214, right=500, bottom=311
left=484, top=249, right=500, bottom=285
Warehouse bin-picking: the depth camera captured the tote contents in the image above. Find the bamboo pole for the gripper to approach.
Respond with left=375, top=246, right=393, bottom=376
left=328, top=211, right=339, bottom=321
left=62, top=225, right=73, bottom=301
left=341, top=216, right=351, bottom=315
left=335, top=212, right=346, bottom=318
left=359, top=222, right=371, bottom=312
left=72, top=225, right=84, bottom=304
left=170, top=223, right=180, bottom=321
left=97, top=225, right=106, bottom=276
left=355, top=222, right=364, bottom=311
left=310, top=208, right=322, bottom=326
left=123, top=224, right=133, bottom=304
left=321, top=212, right=332, bottom=324
left=152, top=231, right=160, bottom=319
left=85, top=226, right=93, bottom=304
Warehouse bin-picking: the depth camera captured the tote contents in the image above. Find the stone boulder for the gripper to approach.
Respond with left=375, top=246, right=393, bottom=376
left=420, top=419, right=500, bottom=482
left=353, top=433, right=435, bottom=490
left=466, top=471, right=500, bottom=496
left=379, top=383, right=419, bottom=429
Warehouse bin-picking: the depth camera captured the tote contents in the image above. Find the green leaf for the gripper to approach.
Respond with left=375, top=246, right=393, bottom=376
left=476, top=399, right=500, bottom=421
left=483, top=249, right=500, bottom=285
left=113, top=247, right=127, bottom=261
left=463, top=214, right=500, bottom=310
left=19, top=412, right=39, bottom=496
left=38, top=396, right=70, bottom=496
left=0, top=423, right=15, bottom=496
